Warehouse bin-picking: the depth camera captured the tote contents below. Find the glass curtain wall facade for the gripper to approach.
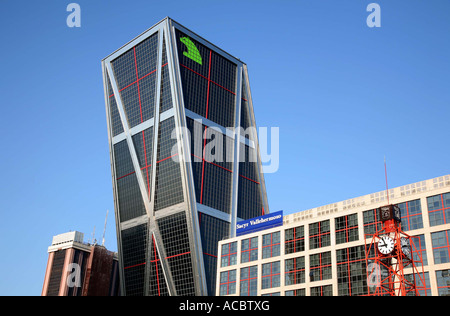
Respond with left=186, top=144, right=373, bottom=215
left=102, top=18, right=268, bottom=296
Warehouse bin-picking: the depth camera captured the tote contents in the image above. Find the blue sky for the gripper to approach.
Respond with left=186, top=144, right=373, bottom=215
left=0, top=0, right=448, bottom=295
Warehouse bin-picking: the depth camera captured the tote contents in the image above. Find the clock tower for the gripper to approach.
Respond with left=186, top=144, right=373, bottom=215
left=365, top=204, right=426, bottom=296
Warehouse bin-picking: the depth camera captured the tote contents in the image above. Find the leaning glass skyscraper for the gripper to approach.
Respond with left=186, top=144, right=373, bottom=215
left=102, top=17, right=269, bottom=296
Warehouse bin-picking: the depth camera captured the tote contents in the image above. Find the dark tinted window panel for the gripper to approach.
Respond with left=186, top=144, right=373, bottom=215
left=185, top=117, right=203, bottom=157
left=113, top=139, right=146, bottom=222
left=186, top=118, right=234, bottom=208
left=199, top=213, right=230, bottom=295
left=108, top=260, right=120, bottom=296
left=207, top=82, right=235, bottom=129
left=137, top=70, right=157, bottom=123
left=237, top=176, right=263, bottom=220
left=240, top=75, right=248, bottom=100
left=112, top=48, right=136, bottom=91
left=210, top=51, right=237, bottom=94
left=159, top=62, right=173, bottom=113
left=176, top=29, right=237, bottom=129
left=179, top=65, right=208, bottom=117
left=120, top=84, right=142, bottom=128
left=77, top=251, right=89, bottom=296
left=207, top=52, right=236, bottom=128
left=134, top=33, right=158, bottom=79
left=113, top=140, right=135, bottom=179
left=148, top=235, right=170, bottom=296
left=190, top=161, right=203, bottom=204
left=157, top=212, right=196, bottom=295
left=239, top=79, right=252, bottom=139
left=156, top=118, right=178, bottom=161
left=68, top=249, right=88, bottom=296
left=132, top=128, right=153, bottom=199
left=202, top=162, right=232, bottom=214
left=123, top=265, right=145, bottom=296
left=167, top=253, right=195, bottom=296
left=157, top=212, right=190, bottom=259
left=131, top=129, right=153, bottom=173
left=185, top=116, right=204, bottom=148
left=239, top=144, right=259, bottom=182
left=47, top=250, right=66, bottom=296
left=112, top=33, right=160, bottom=129
left=107, top=73, right=124, bottom=136
left=117, top=173, right=146, bottom=222
left=121, top=224, right=148, bottom=269
left=121, top=224, right=148, bottom=296
left=185, top=117, right=203, bottom=202
left=202, top=251, right=216, bottom=296
left=108, top=96, right=123, bottom=136
left=204, top=127, right=234, bottom=172
left=154, top=118, right=184, bottom=211
left=237, top=143, right=263, bottom=219
left=154, top=158, right=184, bottom=211
left=109, top=97, right=124, bottom=137
left=106, top=72, right=114, bottom=97
left=240, top=98, right=250, bottom=132
left=176, top=30, right=210, bottom=78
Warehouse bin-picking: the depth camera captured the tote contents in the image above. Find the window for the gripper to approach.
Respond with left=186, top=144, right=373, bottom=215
left=219, top=270, right=236, bottom=295
left=335, top=214, right=359, bottom=245
left=221, top=242, right=237, bottom=267
left=310, top=285, right=333, bottom=296
left=176, top=29, right=237, bottom=129
left=285, top=256, right=305, bottom=286
left=436, top=269, right=450, bottom=296
left=199, top=213, right=230, bottom=296
left=261, top=261, right=280, bottom=289
left=262, top=232, right=280, bottom=259
left=157, top=212, right=195, bottom=295
left=398, top=199, right=423, bottom=231
left=240, top=266, right=258, bottom=296
left=405, top=272, right=431, bottom=296
left=241, top=237, right=258, bottom=263
left=336, top=246, right=367, bottom=296
left=411, top=234, right=427, bottom=266
left=285, top=226, right=305, bottom=254
left=309, top=220, right=330, bottom=249
left=363, top=209, right=382, bottom=236
left=261, top=292, right=280, bottom=296
left=285, top=289, right=305, bottom=296
left=310, top=251, right=332, bottom=282
left=427, top=193, right=450, bottom=226
left=431, top=230, right=450, bottom=264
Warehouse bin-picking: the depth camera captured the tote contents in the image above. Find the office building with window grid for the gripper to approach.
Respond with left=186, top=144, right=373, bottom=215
left=42, top=232, right=119, bottom=296
left=102, top=18, right=268, bottom=296
left=217, top=175, right=450, bottom=296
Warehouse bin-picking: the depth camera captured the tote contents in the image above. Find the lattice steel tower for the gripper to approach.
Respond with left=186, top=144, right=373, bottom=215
left=365, top=205, right=426, bottom=296
left=102, top=18, right=269, bottom=296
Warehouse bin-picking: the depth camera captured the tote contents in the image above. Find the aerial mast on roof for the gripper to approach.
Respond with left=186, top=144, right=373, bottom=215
left=91, top=226, right=96, bottom=245
left=102, top=210, right=109, bottom=247
left=363, top=158, right=426, bottom=296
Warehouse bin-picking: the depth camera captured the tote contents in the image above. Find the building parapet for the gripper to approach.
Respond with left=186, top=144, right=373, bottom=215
left=284, top=174, right=450, bottom=225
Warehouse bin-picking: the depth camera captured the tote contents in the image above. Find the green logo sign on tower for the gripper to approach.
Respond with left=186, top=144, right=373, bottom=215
left=180, top=37, right=202, bottom=65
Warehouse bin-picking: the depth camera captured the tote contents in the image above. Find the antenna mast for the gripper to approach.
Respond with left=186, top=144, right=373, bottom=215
left=91, top=226, right=96, bottom=245
left=363, top=156, right=426, bottom=296
left=384, top=156, right=389, bottom=204
left=102, top=210, right=109, bottom=247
